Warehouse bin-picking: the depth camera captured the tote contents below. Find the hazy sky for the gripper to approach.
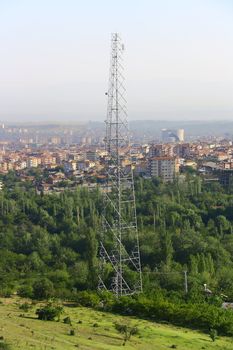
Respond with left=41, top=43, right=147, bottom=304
left=1, top=0, right=233, bottom=122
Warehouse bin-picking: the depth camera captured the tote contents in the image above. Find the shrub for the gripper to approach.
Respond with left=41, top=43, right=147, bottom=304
left=70, top=329, right=75, bottom=336
left=63, top=316, right=72, bottom=325
left=0, top=288, right=12, bottom=298
left=114, top=322, right=138, bottom=345
left=75, top=291, right=100, bottom=307
left=209, top=329, right=218, bottom=342
left=73, top=291, right=233, bottom=337
left=17, top=284, right=33, bottom=298
left=0, top=340, right=11, bottom=350
left=19, top=302, right=32, bottom=312
left=36, top=303, right=63, bottom=321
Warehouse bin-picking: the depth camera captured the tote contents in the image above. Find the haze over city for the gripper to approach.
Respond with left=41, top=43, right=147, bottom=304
left=1, top=0, right=233, bottom=122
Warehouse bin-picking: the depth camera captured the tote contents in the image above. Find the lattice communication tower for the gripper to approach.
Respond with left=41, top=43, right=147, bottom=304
left=98, top=33, right=142, bottom=297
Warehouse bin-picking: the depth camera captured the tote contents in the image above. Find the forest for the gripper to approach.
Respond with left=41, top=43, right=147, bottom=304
left=1, top=171, right=233, bottom=302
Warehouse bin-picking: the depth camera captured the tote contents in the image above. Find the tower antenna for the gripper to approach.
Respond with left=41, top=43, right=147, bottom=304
left=98, top=33, right=142, bottom=297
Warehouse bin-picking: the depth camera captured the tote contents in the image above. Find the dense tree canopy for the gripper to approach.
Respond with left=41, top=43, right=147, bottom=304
left=1, top=172, right=233, bottom=299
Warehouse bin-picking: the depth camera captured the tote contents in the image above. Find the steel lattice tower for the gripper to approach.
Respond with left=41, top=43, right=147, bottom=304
left=98, top=33, right=142, bottom=297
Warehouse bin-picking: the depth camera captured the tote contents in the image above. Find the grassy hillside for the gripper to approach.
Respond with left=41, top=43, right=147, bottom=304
left=0, top=298, right=233, bottom=350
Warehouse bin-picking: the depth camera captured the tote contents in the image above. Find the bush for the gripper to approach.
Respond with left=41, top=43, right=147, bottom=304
left=0, top=340, right=11, bottom=350
left=63, top=316, right=72, bottom=325
left=76, top=291, right=233, bottom=337
left=209, top=329, right=218, bottom=342
left=53, top=288, right=74, bottom=300
left=19, top=302, right=32, bottom=312
left=0, top=288, right=12, bottom=298
left=36, top=303, right=63, bottom=321
left=75, top=291, right=100, bottom=307
left=18, top=284, right=33, bottom=298
left=114, top=322, right=139, bottom=345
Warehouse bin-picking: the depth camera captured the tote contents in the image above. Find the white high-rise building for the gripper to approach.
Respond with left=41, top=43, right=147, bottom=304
left=161, top=128, right=184, bottom=143
left=176, top=129, right=184, bottom=142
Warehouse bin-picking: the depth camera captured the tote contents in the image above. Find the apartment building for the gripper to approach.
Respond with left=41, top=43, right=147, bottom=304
left=148, top=156, right=179, bottom=182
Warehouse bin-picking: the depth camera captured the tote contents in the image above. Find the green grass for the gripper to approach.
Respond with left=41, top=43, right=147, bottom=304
left=0, top=297, right=233, bottom=349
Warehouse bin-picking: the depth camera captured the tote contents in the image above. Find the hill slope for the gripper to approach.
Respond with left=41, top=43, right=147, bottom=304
left=0, top=298, right=233, bottom=350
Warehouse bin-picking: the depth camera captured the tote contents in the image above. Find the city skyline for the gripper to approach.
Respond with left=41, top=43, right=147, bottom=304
left=1, top=0, right=233, bottom=122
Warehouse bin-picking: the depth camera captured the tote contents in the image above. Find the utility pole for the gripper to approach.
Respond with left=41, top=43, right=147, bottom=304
left=98, top=33, right=142, bottom=297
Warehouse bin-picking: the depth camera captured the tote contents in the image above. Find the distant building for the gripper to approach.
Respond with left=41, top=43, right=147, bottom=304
left=149, top=144, right=174, bottom=157
left=27, top=157, right=39, bottom=168
left=86, top=150, right=97, bottom=162
left=134, top=161, right=147, bottom=176
left=17, top=160, right=27, bottom=170
left=183, top=160, right=197, bottom=169
left=148, top=156, right=180, bottom=182
left=161, top=129, right=184, bottom=143
left=174, top=143, right=190, bottom=157
left=176, top=129, right=184, bottom=142
left=64, top=161, right=77, bottom=173
left=86, top=137, right=92, bottom=145
left=149, top=144, right=163, bottom=157
left=50, top=136, right=61, bottom=145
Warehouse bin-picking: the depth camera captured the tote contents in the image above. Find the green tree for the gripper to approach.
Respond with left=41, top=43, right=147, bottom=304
left=33, top=278, right=54, bottom=300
